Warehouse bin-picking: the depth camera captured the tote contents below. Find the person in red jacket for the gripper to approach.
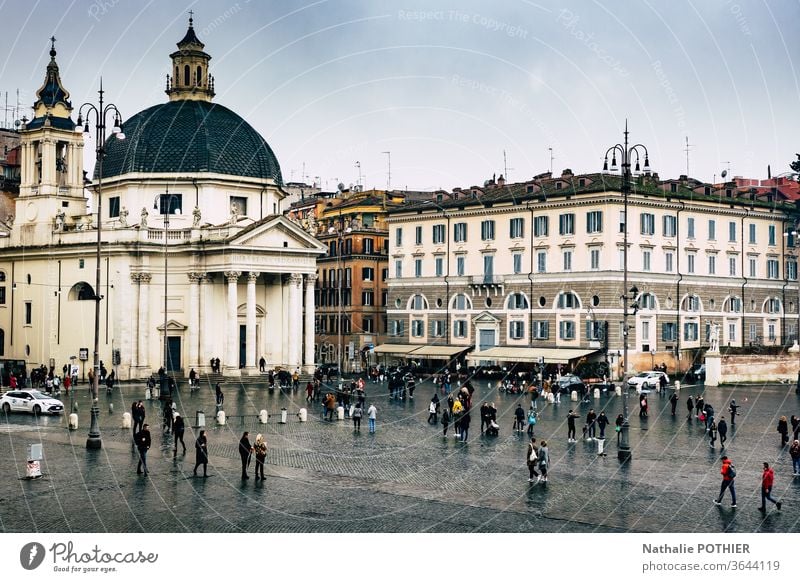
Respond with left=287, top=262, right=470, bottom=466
left=713, top=456, right=737, bottom=508
left=759, top=462, right=782, bottom=512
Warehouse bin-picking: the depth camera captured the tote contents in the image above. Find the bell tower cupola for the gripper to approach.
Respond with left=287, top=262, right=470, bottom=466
left=165, top=13, right=215, bottom=102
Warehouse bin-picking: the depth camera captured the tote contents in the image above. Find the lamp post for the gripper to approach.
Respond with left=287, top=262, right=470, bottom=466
left=603, top=120, right=650, bottom=462
left=76, top=82, right=124, bottom=450
left=328, top=224, right=351, bottom=375
left=154, top=189, right=179, bottom=399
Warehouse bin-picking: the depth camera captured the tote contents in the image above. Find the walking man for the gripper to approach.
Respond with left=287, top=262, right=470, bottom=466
left=728, top=399, right=739, bottom=425
left=759, top=462, right=782, bottom=512
left=239, top=431, right=253, bottom=480
left=713, top=455, right=737, bottom=508
left=686, top=395, right=694, bottom=420
left=791, top=439, right=800, bottom=476
left=135, top=423, right=152, bottom=476
left=585, top=409, right=597, bottom=439
left=717, top=416, right=728, bottom=448
left=596, top=411, right=609, bottom=439
left=669, top=392, right=679, bottom=416
left=367, top=402, right=377, bottom=433
left=173, top=413, right=186, bottom=455
left=567, top=409, right=579, bottom=443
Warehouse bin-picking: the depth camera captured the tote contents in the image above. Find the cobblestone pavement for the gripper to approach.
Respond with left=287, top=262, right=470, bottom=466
left=2, top=378, right=800, bottom=533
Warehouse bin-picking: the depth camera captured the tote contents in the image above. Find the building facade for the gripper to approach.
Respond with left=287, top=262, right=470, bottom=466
left=385, top=170, right=800, bottom=375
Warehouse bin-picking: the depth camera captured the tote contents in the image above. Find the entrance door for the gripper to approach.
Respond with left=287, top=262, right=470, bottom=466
left=239, top=325, right=247, bottom=368
left=479, top=329, right=496, bottom=351
left=167, top=337, right=181, bottom=372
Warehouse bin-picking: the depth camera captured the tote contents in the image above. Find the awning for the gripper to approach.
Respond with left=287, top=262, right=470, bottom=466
left=372, top=344, right=472, bottom=360
left=466, top=347, right=598, bottom=365
left=372, top=344, right=419, bottom=356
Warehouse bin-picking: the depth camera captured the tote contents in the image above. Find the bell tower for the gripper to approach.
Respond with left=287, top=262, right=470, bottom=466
left=165, top=13, right=215, bottom=102
left=15, top=37, right=87, bottom=241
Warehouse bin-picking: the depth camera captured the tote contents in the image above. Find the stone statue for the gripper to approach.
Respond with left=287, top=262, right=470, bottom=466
left=140, top=207, right=148, bottom=228
left=118, top=206, right=129, bottom=227
left=5, top=214, right=14, bottom=228
left=305, top=210, right=317, bottom=234
left=192, top=205, right=201, bottom=227
left=229, top=201, right=240, bottom=224
left=709, top=322, right=719, bottom=353
left=54, top=208, right=65, bottom=232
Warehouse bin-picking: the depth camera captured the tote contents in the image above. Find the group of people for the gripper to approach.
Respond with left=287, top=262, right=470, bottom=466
left=713, top=456, right=783, bottom=512
left=435, top=383, right=474, bottom=441
left=685, top=394, right=737, bottom=449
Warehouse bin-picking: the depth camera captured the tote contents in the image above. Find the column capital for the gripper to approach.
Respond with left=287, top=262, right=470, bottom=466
left=224, top=271, right=241, bottom=283
left=305, top=273, right=318, bottom=285
left=288, top=273, right=303, bottom=287
left=188, top=271, right=205, bottom=283
left=136, top=273, right=152, bottom=284
left=247, top=271, right=260, bottom=283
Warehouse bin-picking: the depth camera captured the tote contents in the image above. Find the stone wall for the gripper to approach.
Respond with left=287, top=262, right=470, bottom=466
left=709, top=353, right=800, bottom=384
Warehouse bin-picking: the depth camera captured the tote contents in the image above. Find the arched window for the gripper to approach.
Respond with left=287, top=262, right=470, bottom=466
left=556, top=291, right=580, bottom=309
left=196, top=66, right=202, bottom=86
left=638, top=293, right=657, bottom=310
left=451, top=293, right=472, bottom=310
left=184, top=64, right=190, bottom=86
left=68, top=282, right=95, bottom=301
left=724, top=296, right=742, bottom=313
left=764, top=297, right=782, bottom=314
left=409, top=294, right=428, bottom=311
left=507, top=292, right=529, bottom=310
left=682, top=294, right=701, bottom=312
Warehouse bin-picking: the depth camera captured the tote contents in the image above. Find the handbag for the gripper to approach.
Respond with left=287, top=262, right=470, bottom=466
left=528, top=446, right=538, bottom=462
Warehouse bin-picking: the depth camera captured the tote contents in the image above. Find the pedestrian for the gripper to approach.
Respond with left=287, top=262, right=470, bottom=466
left=615, top=414, right=624, bottom=444
left=538, top=439, right=550, bottom=483
left=134, top=423, right=151, bottom=476
left=188, top=367, right=197, bottom=388
left=530, top=387, right=539, bottom=410
left=441, top=407, right=450, bottom=437
left=670, top=392, right=679, bottom=416
left=596, top=411, right=609, bottom=439
left=585, top=409, right=597, bottom=439
left=215, top=383, right=224, bottom=407
left=326, top=392, right=336, bottom=421
left=758, top=462, right=782, bottom=511
left=567, top=409, right=579, bottom=443
left=306, top=381, right=314, bottom=403
left=717, top=416, right=728, bottom=448
left=713, top=455, right=737, bottom=508
left=429, top=399, right=439, bottom=424
left=259, top=356, right=266, bottom=373
left=686, top=395, right=694, bottom=420
left=513, top=403, right=525, bottom=432
left=238, top=431, right=253, bottom=480
left=791, top=415, right=800, bottom=441
left=131, top=401, right=141, bottom=439
left=639, top=395, right=648, bottom=418
left=193, top=430, right=209, bottom=477
left=708, top=419, right=717, bottom=448
left=253, top=434, right=267, bottom=480
left=790, top=439, right=800, bottom=475
left=460, top=410, right=471, bottom=442
left=659, top=373, right=667, bottom=395
left=695, top=395, right=704, bottom=418
left=480, top=402, right=490, bottom=434
left=526, top=437, right=540, bottom=483
left=367, top=402, right=377, bottom=433
left=407, top=375, right=416, bottom=399
left=526, top=407, right=537, bottom=436
left=163, top=398, right=175, bottom=434
left=352, top=401, right=363, bottom=431
left=778, top=415, right=790, bottom=447
left=728, top=399, right=739, bottom=424
left=172, top=413, right=186, bottom=454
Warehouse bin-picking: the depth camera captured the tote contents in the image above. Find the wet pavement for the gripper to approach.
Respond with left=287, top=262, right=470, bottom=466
left=2, top=377, right=800, bottom=533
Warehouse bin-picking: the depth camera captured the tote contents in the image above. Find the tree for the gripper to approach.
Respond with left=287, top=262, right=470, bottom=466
left=791, top=154, right=800, bottom=174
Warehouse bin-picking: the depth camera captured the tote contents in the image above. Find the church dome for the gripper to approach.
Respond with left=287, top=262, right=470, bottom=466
left=96, top=99, right=282, bottom=183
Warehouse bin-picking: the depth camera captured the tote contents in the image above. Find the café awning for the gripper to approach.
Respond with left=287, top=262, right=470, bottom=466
left=466, top=347, right=598, bottom=365
left=372, top=344, right=472, bottom=360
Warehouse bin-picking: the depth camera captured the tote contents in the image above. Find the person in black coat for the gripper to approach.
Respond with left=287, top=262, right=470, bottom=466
left=717, top=416, right=728, bottom=448
left=172, top=413, right=186, bottom=455
left=670, top=392, right=679, bottom=416
left=135, top=423, right=152, bottom=475
left=778, top=416, right=790, bottom=447
left=238, top=431, right=253, bottom=479
left=686, top=395, right=694, bottom=420
left=194, top=430, right=209, bottom=477
left=460, top=411, right=471, bottom=442
left=596, top=411, right=610, bottom=439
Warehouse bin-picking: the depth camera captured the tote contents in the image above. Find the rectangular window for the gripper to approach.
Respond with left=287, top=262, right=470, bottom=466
left=363, top=317, right=374, bottom=333
left=768, top=323, right=776, bottom=341
left=345, top=268, right=351, bottom=287
left=663, top=215, right=677, bottom=237
left=381, top=268, right=388, bottom=281
left=362, top=290, right=374, bottom=306
left=381, top=291, right=387, bottom=306
left=432, top=320, right=444, bottom=337
left=363, top=238, right=374, bottom=254
left=534, top=216, right=548, bottom=237
left=728, top=323, right=736, bottom=343
left=788, top=260, right=798, bottom=281
left=767, top=259, right=779, bottom=279
left=587, top=211, right=603, bottom=234
left=687, top=217, right=695, bottom=239
left=641, top=320, right=650, bottom=341
left=708, top=254, right=716, bottom=275
left=684, top=322, right=699, bottom=341
left=411, top=320, right=425, bottom=337
left=453, top=222, right=467, bottom=242
left=665, top=252, right=674, bottom=273
left=509, top=217, right=524, bottom=239
left=687, top=253, right=695, bottom=274
left=749, top=323, right=758, bottom=342
left=590, top=249, right=600, bottom=270
left=619, top=210, right=626, bottom=233
left=510, top=320, right=525, bottom=340
left=559, top=320, right=575, bottom=340
left=640, top=213, right=655, bottom=236
left=395, top=260, right=402, bottom=278
left=454, top=320, right=467, bottom=338
left=728, top=221, right=736, bottom=242
left=109, top=196, right=120, bottom=218
left=395, top=228, right=403, bottom=246
left=642, top=250, right=651, bottom=272
left=533, top=321, right=549, bottom=340
left=432, top=224, right=445, bottom=244
left=481, top=220, right=495, bottom=241
left=24, top=301, right=32, bottom=325
left=483, top=255, right=494, bottom=281
left=559, top=213, right=575, bottom=235
left=729, top=257, right=736, bottom=277
left=414, top=259, right=422, bottom=278
left=0, top=286, right=5, bottom=305
left=456, top=256, right=465, bottom=276
left=749, top=257, right=757, bottom=278
left=159, top=193, right=183, bottom=214
left=435, top=257, right=444, bottom=277
left=229, top=195, right=247, bottom=217
left=362, top=267, right=374, bottom=281
left=662, top=322, right=677, bottom=341
left=708, top=219, right=716, bottom=241
left=563, top=250, right=572, bottom=272
left=769, top=225, right=776, bottom=246
left=536, top=251, right=547, bottom=273
left=343, top=239, right=352, bottom=255
left=512, top=253, right=522, bottom=274
left=586, top=321, right=604, bottom=341
left=749, top=223, right=756, bottom=244
left=415, top=226, right=423, bottom=245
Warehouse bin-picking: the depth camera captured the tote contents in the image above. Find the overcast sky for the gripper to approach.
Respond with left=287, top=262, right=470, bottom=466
left=1, top=0, right=798, bottom=191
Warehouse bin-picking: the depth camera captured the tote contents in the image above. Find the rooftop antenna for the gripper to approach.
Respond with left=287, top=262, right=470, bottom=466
left=382, top=151, right=391, bottom=190
left=548, top=147, right=554, bottom=175
left=684, top=136, right=692, bottom=176
left=503, top=150, right=513, bottom=181
left=355, top=161, right=362, bottom=187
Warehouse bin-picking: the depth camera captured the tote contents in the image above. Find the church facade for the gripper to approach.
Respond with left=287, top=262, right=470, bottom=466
left=0, top=21, right=325, bottom=380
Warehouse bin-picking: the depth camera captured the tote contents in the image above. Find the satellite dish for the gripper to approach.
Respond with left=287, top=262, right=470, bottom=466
left=337, top=182, right=345, bottom=192
left=14, top=119, right=20, bottom=128
left=721, top=170, right=727, bottom=178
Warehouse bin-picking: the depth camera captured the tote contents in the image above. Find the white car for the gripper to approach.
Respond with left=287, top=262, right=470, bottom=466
left=626, top=371, right=668, bottom=392
left=0, top=390, right=64, bottom=415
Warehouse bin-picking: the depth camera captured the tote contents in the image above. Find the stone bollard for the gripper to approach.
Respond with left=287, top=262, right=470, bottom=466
left=298, top=408, right=307, bottom=422
left=68, top=413, right=79, bottom=430
left=336, top=406, right=345, bottom=421
left=216, top=410, right=226, bottom=425
left=547, top=392, right=554, bottom=403
left=122, top=412, right=132, bottom=429
left=570, top=390, right=578, bottom=402
left=145, top=387, right=151, bottom=400
left=597, top=438, right=606, bottom=456
left=72, top=401, right=79, bottom=413
left=615, top=385, right=622, bottom=396
left=280, top=408, right=288, bottom=424
left=593, top=388, right=600, bottom=399
left=154, top=386, right=160, bottom=400
left=108, top=402, right=114, bottom=414
left=674, top=380, right=681, bottom=391
left=259, top=410, right=268, bottom=424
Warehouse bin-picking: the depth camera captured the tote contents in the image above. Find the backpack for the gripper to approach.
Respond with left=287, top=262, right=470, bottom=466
left=353, top=407, right=362, bottom=418
left=727, top=464, right=736, bottom=479
left=452, top=400, right=463, bottom=415
left=528, top=413, right=537, bottom=425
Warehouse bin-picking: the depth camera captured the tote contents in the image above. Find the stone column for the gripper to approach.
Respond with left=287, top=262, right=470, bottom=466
left=137, top=273, right=151, bottom=373
left=188, top=272, right=202, bottom=371
left=225, top=271, right=241, bottom=373
left=287, top=273, right=303, bottom=368
left=200, top=274, right=213, bottom=370
left=246, top=272, right=259, bottom=373
left=304, top=274, right=317, bottom=372
left=130, top=273, right=141, bottom=369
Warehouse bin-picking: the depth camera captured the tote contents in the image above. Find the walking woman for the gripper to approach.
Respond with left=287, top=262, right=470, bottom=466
left=708, top=419, right=718, bottom=448
left=538, top=439, right=550, bottom=483
left=193, top=430, right=209, bottom=477
left=778, top=416, right=790, bottom=447
left=526, top=437, right=540, bottom=483
left=441, top=407, right=450, bottom=437
left=253, top=434, right=267, bottom=481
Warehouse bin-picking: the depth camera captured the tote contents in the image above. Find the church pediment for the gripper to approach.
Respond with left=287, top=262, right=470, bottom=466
left=472, top=310, right=501, bottom=324
left=157, top=319, right=187, bottom=332
left=227, top=215, right=326, bottom=253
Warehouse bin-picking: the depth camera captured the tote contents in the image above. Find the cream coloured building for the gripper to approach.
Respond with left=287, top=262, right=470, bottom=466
left=0, top=22, right=325, bottom=379
left=385, top=171, right=800, bottom=374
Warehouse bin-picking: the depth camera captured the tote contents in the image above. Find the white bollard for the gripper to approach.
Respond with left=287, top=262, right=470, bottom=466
left=674, top=380, right=681, bottom=391
left=547, top=392, right=555, bottom=403
left=68, top=413, right=79, bottom=430
left=570, top=390, right=578, bottom=402
left=593, top=388, right=600, bottom=399
left=108, top=402, right=114, bottom=414
left=615, top=385, right=622, bottom=396
left=122, top=412, right=132, bottom=429
left=280, top=408, right=288, bottom=424
left=216, top=410, right=226, bottom=425
left=298, top=408, right=307, bottom=422
left=145, top=388, right=151, bottom=400
left=597, top=438, right=606, bottom=456
left=337, top=406, right=345, bottom=421
left=259, top=410, right=268, bottom=424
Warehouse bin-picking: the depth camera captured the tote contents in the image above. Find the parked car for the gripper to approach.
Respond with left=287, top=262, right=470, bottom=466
left=687, top=364, right=706, bottom=383
left=626, top=371, right=668, bottom=391
left=1, top=390, right=64, bottom=415
left=557, top=374, right=587, bottom=395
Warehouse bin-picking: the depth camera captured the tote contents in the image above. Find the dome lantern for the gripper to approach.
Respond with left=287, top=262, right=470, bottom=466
left=166, top=12, right=215, bottom=102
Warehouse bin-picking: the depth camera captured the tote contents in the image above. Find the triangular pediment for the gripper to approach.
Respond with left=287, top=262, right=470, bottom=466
left=472, top=310, right=501, bottom=324
left=157, top=319, right=187, bottom=332
left=227, top=215, right=326, bottom=253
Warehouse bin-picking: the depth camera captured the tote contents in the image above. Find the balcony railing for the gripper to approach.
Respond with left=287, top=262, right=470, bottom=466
left=471, top=274, right=502, bottom=285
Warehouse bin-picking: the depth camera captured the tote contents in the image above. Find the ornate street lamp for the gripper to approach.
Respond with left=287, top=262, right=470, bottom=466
left=154, top=189, right=180, bottom=399
left=76, top=81, right=125, bottom=449
left=603, top=121, right=650, bottom=462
